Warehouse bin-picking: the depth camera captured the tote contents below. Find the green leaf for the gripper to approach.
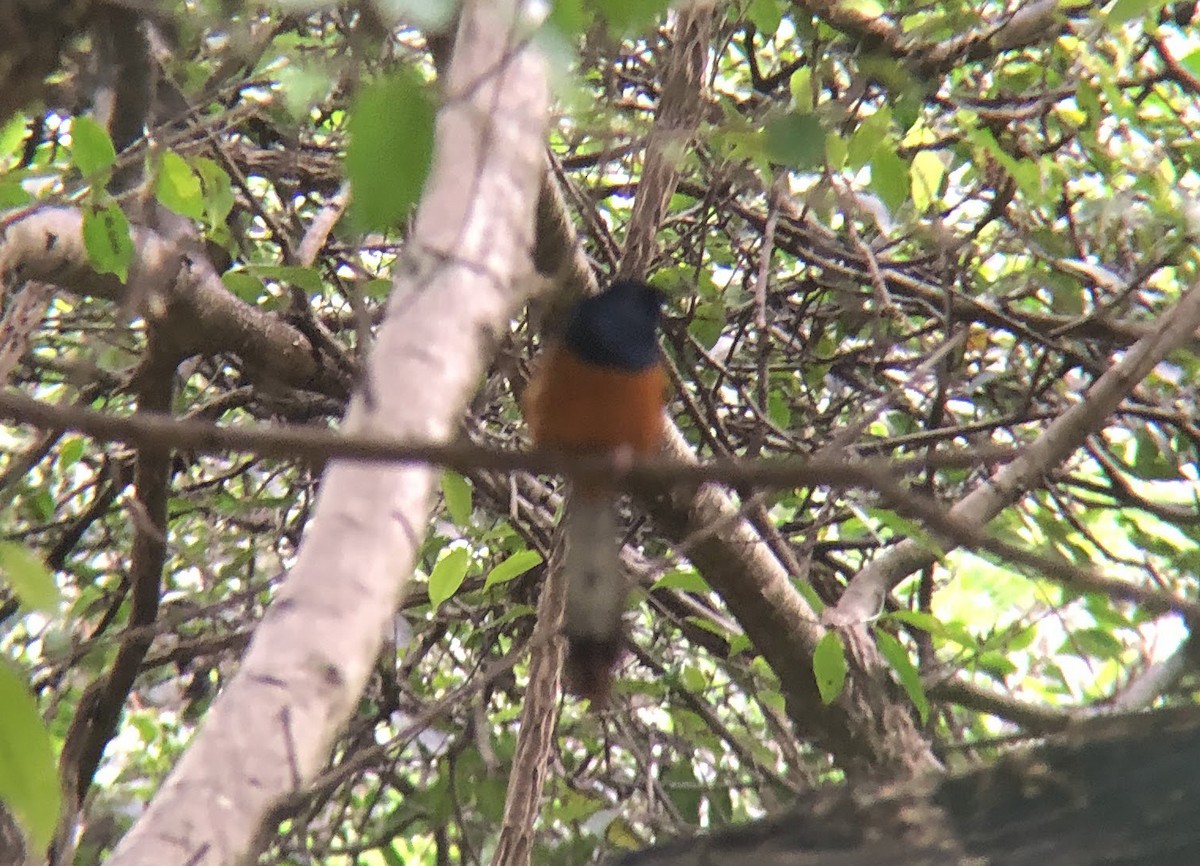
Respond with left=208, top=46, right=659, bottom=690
left=587, top=0, right=672, bottom=35
left=909, top=150, right=945, bottom=213
left=764, top=111, right=825, bottom=170
left=548, top=0, right=587, bottom=36
left=484, top=549, right=541, bottom=590
left=428, top=547, right=470, bottom=611
left=156, top=151, right=205, bottom=220
left=652, top=567, right=709, bottom=593
left=363, top=278, right=393, bottom=300
left=870, top=508, right=946, bottom=558
left=1065, top=627, right=1125, bottom=660
left=688, top=299, right=726, bottom=349
left=664, top=763, right=701, bottom=823
left=825, top=133, right=847, bottom=170
left=794, top=578, right=825, bottom=614
left=222, top=270, right=264, bottom=302
left=0, top=176, right=31, bottom=208
left=245, top=265, right=325, bottom=295
left=870, top=147, right=910, bottom=212
left=381, top=842, right=406, bottom=866
left=193, top=157, right=235, bottom=225
left=813, top=630, right=847, bottom=704
left=70, top=116, right=116, bottom=177
left=57, top=437, right=85, bottom=471
left=1107, top=0, right=1166, bottom=23
left=977, top=650, right=1017, bottom=679
left=767, top=390, right=791, bottom=428
left=0, top=542, right=59, bottom=613
left=727, top=634, right=752, bottom=657
left=82, top=203, right=134, bottom=281
left=0, top=114, right=28, bottom=161
left=847, top=108, right=891, bottom=168
left=441, top=471, right=472, bottom=525
left=874, top=628, right=929, bottom=723
left=885, top=609, right=943, bottom=636
left=347, top=69, right=436, bottom=231
left=843, top=0, right=885, bottom=14
left=789, top=67, right=813, bottom=112
left=748, top=0, right=783, bottom=35
left=0, top=662, right=62, bottom=849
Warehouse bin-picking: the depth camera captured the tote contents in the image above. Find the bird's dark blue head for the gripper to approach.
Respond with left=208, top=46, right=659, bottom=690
left=563, top=279, right=665, bottom=370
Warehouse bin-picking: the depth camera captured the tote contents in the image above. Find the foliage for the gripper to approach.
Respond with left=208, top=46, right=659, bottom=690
left=2, top=0, right=1200, bottom=863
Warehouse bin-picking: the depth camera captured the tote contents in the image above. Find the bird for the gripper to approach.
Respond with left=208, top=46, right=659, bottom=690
left=522, top=278, right=667, bottom=703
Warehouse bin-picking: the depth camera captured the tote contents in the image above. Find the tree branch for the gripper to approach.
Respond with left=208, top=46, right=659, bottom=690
left=827, top=278, right=1200, bottom=627
left=0, top=208, right=351, bottom=400
left=104, top=2, right=550, bottom=864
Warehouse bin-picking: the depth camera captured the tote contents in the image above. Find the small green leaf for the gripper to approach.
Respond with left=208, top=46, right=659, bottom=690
left=825, top=133, right=847, bottom=170
left=767, top=390, right=791, bottom=428
left=381, top=843, right=405, bottom=866
left=82, top=203, right=134, bottom=281
left=0, top=662, right=62, bottom=849
left=789, top=67, right=813, bottom=112
left=688, top=299, right=726, bottom=349
left=363, top=278, right=393, bottom=300
left=246, top=264, right=325, bottom=295
left=885, top=609, right=943, bottom=636
left=664, top=762, right=701, bottom=823
left=652, top=567, right=709, bottom=593
left=1065, top=627, right=1125, bottom=660
left=58, top=437, right=85, bottom=471
left=347, top=69, right=436, bottom=231
left=685, top=616, right=733, bottom=640
left=0, top=114, right=28, bottom=161
left=547, top=0, right=587, bottom=35
left=0, top=177, right=32, bottom=208
left=1075, top=80, right=1101, bottom=127
left=847, top=108, right=891, bottom=168
left=748, top=0, right=783, bottom=36
left=870, top=508, right=946, bottom=558
left=440, top=471, right=472, bottom=525
left=428, top=547, right=470, bottom=611
left=764, top=111, right=825, bottom=170
left=1107, top=0, right=1165, bottom=24
left=794, top=578, right=825, bottom=614
left=909, top=150, right=945, bottom=213
left=222, top=270, right=265, bottom=302
left=484, top=549, right=542, bottom=590
left=70, top=116, right=116, bottom=177
left=813, top=630, right=847, bottom=704
left=977, top=650, right=1017, bottom=679
left=679, top=665, right=708, bottom=695
left=727, top=634, right=752, bottom=656
left=0, top=542, right=59, bottom=613
left=873, top=628, right=929, bottom=723
left=193, top=157, right=235, bottom=225
left=155, top=151, right=205, bottom=220
left=587, top=0, right=672, bottom=35
left=870, top=147, right=910, bottom=212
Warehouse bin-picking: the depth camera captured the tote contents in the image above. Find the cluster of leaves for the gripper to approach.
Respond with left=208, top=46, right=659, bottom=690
left=2, top=0, right=1200, bottom=863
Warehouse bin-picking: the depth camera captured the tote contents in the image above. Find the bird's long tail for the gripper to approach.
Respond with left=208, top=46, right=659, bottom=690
left=561, top=493, right=627, bottom=703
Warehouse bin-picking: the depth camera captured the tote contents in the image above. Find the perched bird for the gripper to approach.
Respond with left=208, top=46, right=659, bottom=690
left=523, top=279, right=667, bottom=702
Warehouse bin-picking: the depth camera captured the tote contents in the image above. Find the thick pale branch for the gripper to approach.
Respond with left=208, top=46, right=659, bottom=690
left=104, top=2, right=549, bottom=864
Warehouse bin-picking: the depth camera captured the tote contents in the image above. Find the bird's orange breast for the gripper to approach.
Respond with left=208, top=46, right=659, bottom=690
left=524, top=345, right=666, bottom=456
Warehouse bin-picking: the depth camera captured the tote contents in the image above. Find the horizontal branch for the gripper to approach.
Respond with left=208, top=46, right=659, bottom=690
left=0, top=387, right=1012, bottom=489
left=9, top=386, right=1196, bottom=623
